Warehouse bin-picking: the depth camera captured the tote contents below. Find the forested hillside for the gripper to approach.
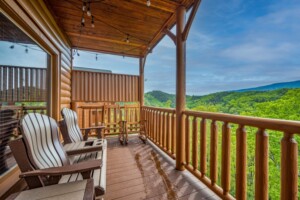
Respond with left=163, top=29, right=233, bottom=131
left=145, top=88, right=300, bottom=120
left=144, top=88, right=300, bottom=199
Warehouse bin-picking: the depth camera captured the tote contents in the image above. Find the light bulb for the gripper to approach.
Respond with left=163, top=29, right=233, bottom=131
left=91, top=16, right=95, bottom=28
left=87, top=3, right=91, bottom=16
left=82, top=2, right=86, bottom=11
left=25, top=48, right=28, bottom=53
left=146, top=0, right=151, bottom=7
left=126, top=35, right=130, bottom=43
left=96, top=54, right=98, bottom=61
left=81, top=17, right=85, bottom=27
left=77, top=52, right=80, bottom=56
left=10, top=45, right=14, bottom=49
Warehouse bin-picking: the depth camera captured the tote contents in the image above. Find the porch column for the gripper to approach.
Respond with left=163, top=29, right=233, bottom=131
left=175, top=5, right=186, bottom=170
left=139, top=57, right=145, bottom=107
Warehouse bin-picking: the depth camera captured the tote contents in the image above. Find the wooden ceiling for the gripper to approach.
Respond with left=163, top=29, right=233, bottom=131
left=45, top=0, right=194, bottom=57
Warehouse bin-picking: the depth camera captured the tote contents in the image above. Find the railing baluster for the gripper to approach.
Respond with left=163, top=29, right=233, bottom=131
left=200, top=118, right=206, bottom=176
left=221, top=122, right=231, bottom=196
left=236, top=125, right=247, bottom=200
left=166, top=113, right=171, bottom=152
left=185, top=115, right=190, bottom=165
left=210, top=120, right=218, bottom=186
left=255, top=128, right=268, bottom=200
left=172, top=113, right=176, bottom=155
left=281, top=133, right=298, bottom=200
left=193, top=117, right=198, bottom=170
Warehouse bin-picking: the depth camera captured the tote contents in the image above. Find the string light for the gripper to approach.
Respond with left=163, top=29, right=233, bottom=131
left=81, top=17, right=85, bottom=27
left=25, top=46, right=28, bottom=53
left=82, top=2, right=86, bottom=11
left=10, top=45, right=14, bottom=49
left=87, top=3, right=91, bottom=17
left=126, top=35, right=130, bottom=43
left=77, top=52, right=80, bottom=56
left=91, top=16, right=95, bottom=28
left=146, top=0, right=151, bottom=7
left=95, top=54, right=98, bottom=61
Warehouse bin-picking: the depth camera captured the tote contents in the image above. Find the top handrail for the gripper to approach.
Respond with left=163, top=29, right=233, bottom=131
left=184, top=110, right=300, bottom=134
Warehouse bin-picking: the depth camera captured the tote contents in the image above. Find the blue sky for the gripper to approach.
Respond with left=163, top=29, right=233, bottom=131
left=1, top=0, right=299, bottom=95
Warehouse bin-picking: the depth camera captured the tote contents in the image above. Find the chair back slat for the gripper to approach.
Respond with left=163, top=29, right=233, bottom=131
left=20, top=113, right=69, bottom=169
left=61, top=108, right=83, bottom=143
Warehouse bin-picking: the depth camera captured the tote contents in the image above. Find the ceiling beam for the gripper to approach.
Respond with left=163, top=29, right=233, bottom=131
left=74, top=46, right=141, bottom=58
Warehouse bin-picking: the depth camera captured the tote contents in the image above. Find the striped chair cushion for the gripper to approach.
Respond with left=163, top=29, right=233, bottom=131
left=21, top=113, right=68, bottom=169
left=59, top=139, right=107, bottom=196
left=61, top=108, right=83, bottom=143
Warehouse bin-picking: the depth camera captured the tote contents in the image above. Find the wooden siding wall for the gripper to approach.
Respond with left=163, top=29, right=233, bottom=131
left=61, top=54, right=72, bottom=109
left=72, top=70, right=140, bottom=102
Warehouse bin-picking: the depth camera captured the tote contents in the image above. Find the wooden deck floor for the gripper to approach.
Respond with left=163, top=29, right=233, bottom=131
left=104, top=136, right=220, bottom=200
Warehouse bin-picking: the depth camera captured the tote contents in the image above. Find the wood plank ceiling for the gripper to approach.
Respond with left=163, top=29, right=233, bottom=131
left=45, top=0, right=194, bottom=57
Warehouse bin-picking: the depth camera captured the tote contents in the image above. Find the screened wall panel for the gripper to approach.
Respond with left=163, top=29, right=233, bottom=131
left=72, top=70, right=140, bottom=102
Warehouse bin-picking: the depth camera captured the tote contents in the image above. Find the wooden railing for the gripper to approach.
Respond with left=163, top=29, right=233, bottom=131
left=141, top=106, right=299, bottom=200
left=73, top=102, right=141, bottom=136
left=0, top=65, right=47, bottom=103
left=142, top=106, right=177, bottom=159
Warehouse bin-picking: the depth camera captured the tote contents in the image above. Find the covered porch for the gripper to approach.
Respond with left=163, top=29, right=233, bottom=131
left=0, top=0, right=299, bottom=200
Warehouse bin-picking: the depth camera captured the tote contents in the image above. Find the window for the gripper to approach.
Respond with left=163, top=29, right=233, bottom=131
left=0, top=13, right=50, bottom=176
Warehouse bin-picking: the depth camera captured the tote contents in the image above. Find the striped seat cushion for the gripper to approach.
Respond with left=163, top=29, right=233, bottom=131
left=61, top=108, right=83, bottom=143
left=59, top=139, right=107, bottom=196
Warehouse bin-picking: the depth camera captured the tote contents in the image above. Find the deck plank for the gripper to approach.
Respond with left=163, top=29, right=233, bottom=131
left=104, top=136, right=220, bottom=200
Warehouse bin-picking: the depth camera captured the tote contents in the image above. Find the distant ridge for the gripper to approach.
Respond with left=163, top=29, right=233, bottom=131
left=236, top=80, right=300, bottom=92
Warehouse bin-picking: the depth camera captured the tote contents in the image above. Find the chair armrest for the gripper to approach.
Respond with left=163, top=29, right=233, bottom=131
left=20, top=159, right=102, bottom=178
left=65, top=143, right=103, bottom=156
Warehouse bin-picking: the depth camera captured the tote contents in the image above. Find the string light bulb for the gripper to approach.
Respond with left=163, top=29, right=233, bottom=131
left=146, top=0, right=151, bottom=7
left=25, top=46, right=28, bottom=53
left=126, top=35, right=130, bottom=43
left=87, top=3, right=91, bottom=16
left=82, top=2, right=87, bottom=11
left=91, top=16, right=95, bottom=28
left=81, top=17, right=85, bottom=27
left=10, top=45, right=14, bottom=49
left=96, top=54, right=98, bottom=61
left=77, top=52, right=80, bottom=56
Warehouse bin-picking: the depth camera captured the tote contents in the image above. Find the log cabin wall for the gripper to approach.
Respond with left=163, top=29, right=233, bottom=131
left=72, top=70, right=140, bottom=102
left=0, top=0, right=72, bottom=197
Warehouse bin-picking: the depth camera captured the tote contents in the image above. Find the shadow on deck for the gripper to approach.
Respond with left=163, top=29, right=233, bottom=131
left=104, top=136, right=220, bottom=200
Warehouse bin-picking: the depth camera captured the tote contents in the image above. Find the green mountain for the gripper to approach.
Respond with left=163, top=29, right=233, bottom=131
left=236, top=80, right=300, bottom=92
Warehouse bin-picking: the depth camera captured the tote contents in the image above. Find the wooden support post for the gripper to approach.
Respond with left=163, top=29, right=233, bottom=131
left=175, top=5, right=186, bottom=171
left=281, top=133, right=298, bottom=200
left=139, top=57, right=146, bottom=107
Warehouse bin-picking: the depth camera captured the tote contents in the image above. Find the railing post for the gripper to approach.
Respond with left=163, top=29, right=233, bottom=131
left=236, top=125, right=247, bottom=200
left=221, top=122, right=231, bottom=196
left=210, top=120, right=218, bottom=186
left=255, top=128, right=268, bottom=200
left=281, top=133, right=298, bottom=200
left=200, top=118, right=206, bottom=176
left=192, top=117, right=198, bottom=170
left=175, top=5, right=186, bottom=170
